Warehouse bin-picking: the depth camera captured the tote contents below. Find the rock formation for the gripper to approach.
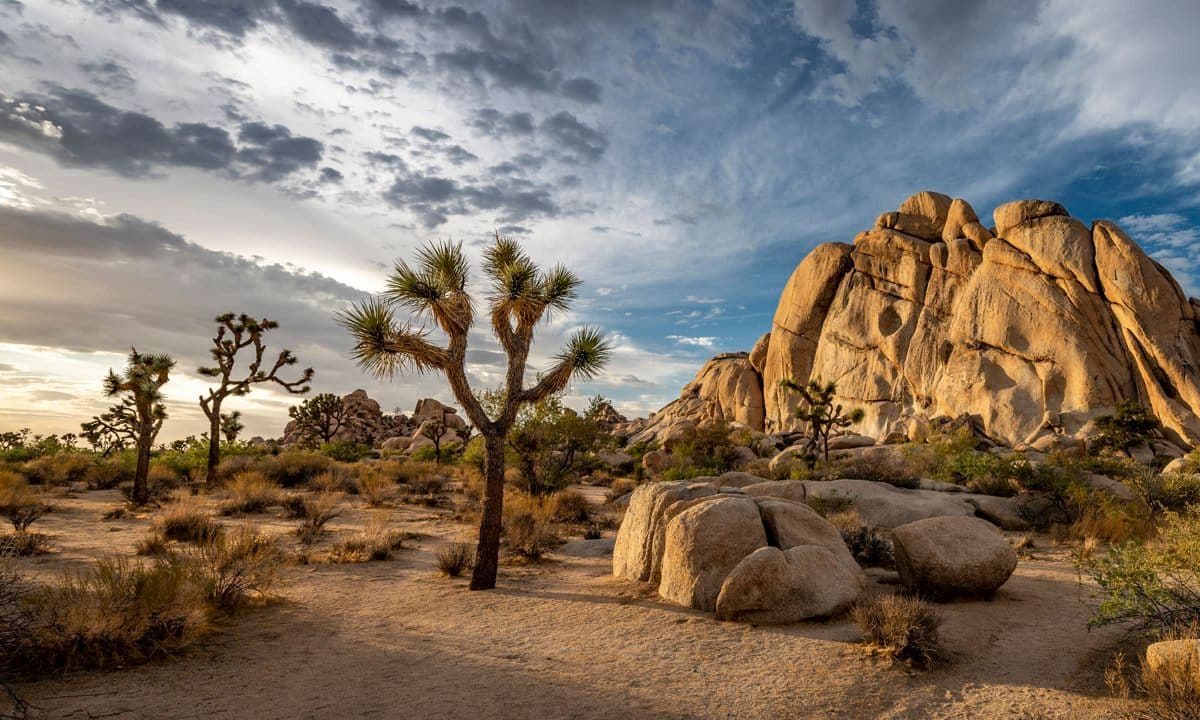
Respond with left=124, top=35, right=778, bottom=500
left=281, top=389, right=415, bottom=446
left=615, top=352, right=764, bottom=445
left=637, top=192, right=1200, bottom=451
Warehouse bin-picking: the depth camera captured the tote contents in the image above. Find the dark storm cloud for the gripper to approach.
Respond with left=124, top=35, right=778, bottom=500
left=411, top=125, right=450, bottom=143
left=0, top=205, right=367, bottom=367
left=78, top=59, right=136, bottom=90
left=319, top=166, right=343, bottom=183
left=277, top=0, right=363, bottom=50
left=155, top=0, right=275, bottom=38
left=467, top=108, right=535, bottom=138
left=0, top=88, right=323, bottom=182
left=561, top=77, right=601, bottom=104
left=383, top=169, right=558, bottom=228
left=539, top=111, right=608, bottom=163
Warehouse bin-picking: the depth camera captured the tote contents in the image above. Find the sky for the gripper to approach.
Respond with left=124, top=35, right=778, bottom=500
left=1, top=0, right=1200, bottom=442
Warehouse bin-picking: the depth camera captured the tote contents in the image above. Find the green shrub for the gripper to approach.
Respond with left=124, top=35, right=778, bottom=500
left=1128, top=473, right=1200, bottom=514
left=1093, top=401, right=1159, bottom=456
left=1082, top=510, right=1200, bottom=632
left=663, top=421, right=742, bottom=478
left=319, top=441, right=374, bottom=463
left=84, top=457, right=134, bottom=489
left=852, top=594, right=943, bottom=666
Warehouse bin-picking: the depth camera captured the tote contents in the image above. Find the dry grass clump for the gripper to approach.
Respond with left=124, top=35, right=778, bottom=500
left=155, top=501, right=223, bottom=544
left=829, top=510, right=893, bottom=568
left=852, top=594, right=944, bottom=667
left=436, top=542, right=474, bottom=577
left=1107, top=642, right=1200, bottom=720
left=503, top=493, right=559, bottom=560
left=280, top=492, right=308, bottom=519
left=308, top=469, right=354, bottom=494
left=605, top=476, right=638, bottom=503
left=219, top=471, right=281, bottom=516
left=264, top=452, right=334, bottom=488
left=135, top=530, right=171, bottom=556
left=189, top=526, right=284, bottom=611
left=10, top=556, right=211, bottom=675
left=21, top=453, right=93, bottom=487
left=84, top=458, right=133, bottom=490
left=832, top=451, right=919, bottom=489
left=329, top=518, right=410, bottom=563
left=356, top=469, right=393, bottom=508
left=0, top=471, right=49, bottom=532
left=295, top=493, right=342, bottom=544
left=1, top=528, right=286, bottom=678
left=547, top=488, right=591, bottom=522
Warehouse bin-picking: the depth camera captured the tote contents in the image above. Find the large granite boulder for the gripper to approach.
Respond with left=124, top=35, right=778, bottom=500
left=715, top=545, right=866, bottom=624
left=658, top=496, right=768, bottom=612
left=890, top=516, right=1017, bottom=597
left=612, top=481, right=718, bottom=582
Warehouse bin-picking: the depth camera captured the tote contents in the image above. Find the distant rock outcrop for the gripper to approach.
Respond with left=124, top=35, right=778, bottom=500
left=634, top=193, right=1200, bottom=451
left=615, top=352, right=764, bottom=445
left=282, top=389, right=414, bottom=446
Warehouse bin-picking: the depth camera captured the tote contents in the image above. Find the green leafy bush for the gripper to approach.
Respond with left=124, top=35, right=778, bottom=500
left=661, top=421, right=742, bottom=479
left=1082, top=510, right=1200, bottom=632
left=319, top=441, right=374, bottom=463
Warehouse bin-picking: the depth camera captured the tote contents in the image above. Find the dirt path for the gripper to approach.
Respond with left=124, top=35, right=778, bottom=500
left=13, top=492, right=1126, bottom=719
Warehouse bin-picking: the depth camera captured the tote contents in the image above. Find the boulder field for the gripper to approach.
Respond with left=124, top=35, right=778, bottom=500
left=617, top=192, right=1200, bottom=452
left=614, top=480, right=1017, bottom=622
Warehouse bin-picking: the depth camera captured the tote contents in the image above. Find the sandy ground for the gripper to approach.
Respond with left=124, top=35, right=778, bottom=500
left=10, top=486, right=1129, bottom=720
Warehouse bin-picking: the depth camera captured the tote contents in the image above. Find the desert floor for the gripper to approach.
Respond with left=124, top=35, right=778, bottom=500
left=12, top=487, right=1130, bottom=720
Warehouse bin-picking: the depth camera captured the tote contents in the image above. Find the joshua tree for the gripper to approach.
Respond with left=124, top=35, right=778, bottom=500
left=781, top=378, right=864, bottom=467
left=339, top=236, right=610, bottom=590
left=199, top=313, right=312, bottom=483
left=220, top=411, right=245, bottom=442
left=81, top=349, right=175, bottom=504
left=288, top=393, right=347, bottom=446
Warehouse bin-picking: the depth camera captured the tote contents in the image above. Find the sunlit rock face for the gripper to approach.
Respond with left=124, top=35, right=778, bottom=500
left=755, top=191, right=1200, bottom=449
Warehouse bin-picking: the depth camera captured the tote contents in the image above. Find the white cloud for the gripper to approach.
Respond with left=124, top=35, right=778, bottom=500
left=666, top=335, right=719, bottom=348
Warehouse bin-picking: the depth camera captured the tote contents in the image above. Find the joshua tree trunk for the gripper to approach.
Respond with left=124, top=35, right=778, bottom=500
left=471, top=432, right=507, bottom=590
left=133, top=431, right=152, bottom=505
left=206, top=398, right=222, bottom=484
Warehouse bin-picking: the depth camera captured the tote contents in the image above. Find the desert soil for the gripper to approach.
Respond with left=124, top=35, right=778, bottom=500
left=12, top=487, right=1129, bottom=720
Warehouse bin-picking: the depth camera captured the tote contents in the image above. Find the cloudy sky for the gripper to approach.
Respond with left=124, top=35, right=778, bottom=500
left=2, top=0, right=1200, bottom=441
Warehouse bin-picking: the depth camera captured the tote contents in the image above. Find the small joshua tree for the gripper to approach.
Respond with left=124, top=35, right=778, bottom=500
left=220, top=411, right=245, bottom=442
left=81, top=349, right=175, bottom=504
left=288, top=393, right=347, bottom=446
left=781, top=378, right=864, bottom=467
left=199, top=313, right=312, bottom=483
left=339, top=236, right=610, bottom=590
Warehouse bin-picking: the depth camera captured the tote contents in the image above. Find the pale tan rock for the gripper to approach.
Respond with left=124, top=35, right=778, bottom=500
left=614, top=482, right=688, bottom=582
left=641, top=449, right=669, bottom=471
left=891, top=516, right=1017, bottom=597
left=379, top=436, right=412, bottom=451
left=715, top=545, right=865, bottom=624
left=875, top=211, right=941, bottom=242
left=646, top=484, right=721, bottom=583
left=898, top=190, right=952, bottom=231
left=658, top=496, right=768, bottom=612
left=828, top=434, right=875, bottom=450
left=754, top=498, right=860, bottom=569
left=748, top=332, right=771, bottom=375
left=1144, top=639, right=1200, bottom=678
left=993, top=199, right=1068, bottom=236
left=941, top=198, right=980, bottom=242
left=629, top=354, right=765, bottom=445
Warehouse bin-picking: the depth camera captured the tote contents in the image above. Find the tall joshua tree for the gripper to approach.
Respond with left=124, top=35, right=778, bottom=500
left=81, top=349, right=175, bottom=505
left=339, top=236, right=610, bottom=590
left=220, top=411, right=245, bottom=442
left=199, top=313, right=312, bottom=483
left=781, top=378, right=864, bottom=467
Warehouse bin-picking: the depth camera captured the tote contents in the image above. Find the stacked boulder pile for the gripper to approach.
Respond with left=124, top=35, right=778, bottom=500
left=379, top=398, right=468, bottom=453
left=621, top=192, right=1200, bottom=459
left=281, top=389, right=415, bottom=446
left=614, top=479, right=1017, bottom=621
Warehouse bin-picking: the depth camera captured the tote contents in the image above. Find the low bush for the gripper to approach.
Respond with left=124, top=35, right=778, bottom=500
left=295, top=493, right=341, bottom=544
left=547, top=488, right=591, bottom=523
left=263, top=452, right=334, bottom=488
left=189, top=526, right=283, bottom=611
left=219, top=471, right=281, bottom=516
left=1082, top=510, right=1200, bottom=632
left=661, top=421, right=743, bottom=479
left=829, top=510, right=893, bottom=567
left=852, top=594, right=944, bottom=666
left=84, top=457, right=134, bottom=490
left=605, top=476, right=638, bottom=504
left=319, top=441, right=373, bottom=463
left=503, top=493, right=559, bottom=559
left=830, top=451, right=919, bottom=489
left=1129, top=473, right=1200, bottom=514
left=135, top=530, right=171, bottom=556
left=12, top=555, right=211, bottom=674
left=21, top=452, right=93, bottom=487
left=280, top=493, right=308, bottom=519
left=0, top=532, right=50, bottom=556
left=155, top=502, right=223, bottom=544
left=212, top=455, right=262, bottom=484
left=329, top=520, right=409, bottom=563
left=0, top=472, right=48, bottom=533
left=436, top=542, right=474, bottom=577
left=356, top=469, right=393, bottom=508
left=309, top=469, right=354, bottom=494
